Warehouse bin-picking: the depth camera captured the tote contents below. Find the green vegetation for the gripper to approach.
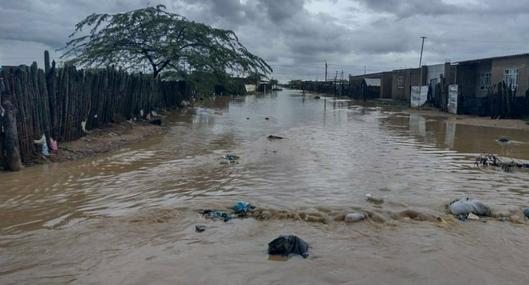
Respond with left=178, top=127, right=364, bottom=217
left=62, top=5, right=272, bottom=79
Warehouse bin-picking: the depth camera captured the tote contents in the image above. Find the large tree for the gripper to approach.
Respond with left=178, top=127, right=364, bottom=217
left=62, top=5, right=272, bottom=78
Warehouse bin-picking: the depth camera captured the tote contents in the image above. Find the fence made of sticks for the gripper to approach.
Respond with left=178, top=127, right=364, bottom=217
left=0, top=52, right=192, bottom=169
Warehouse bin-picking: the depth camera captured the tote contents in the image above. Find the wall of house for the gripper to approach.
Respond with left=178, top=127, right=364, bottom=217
left=391, top=68, right=425, bottom=101
left=391, top=70, right=408, bottom=100
left=473, top=62, right=492, bottom=97
left=491, top=56, right=529, bottom=96
left=427, top=64, right=445, bottom=86
left=380, top=72, right=393, bottom=99
left=457, top=63, right=477, bottom=98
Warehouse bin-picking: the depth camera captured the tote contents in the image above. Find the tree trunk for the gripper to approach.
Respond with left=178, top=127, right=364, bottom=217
left=1, top=99, right=23, bottom=171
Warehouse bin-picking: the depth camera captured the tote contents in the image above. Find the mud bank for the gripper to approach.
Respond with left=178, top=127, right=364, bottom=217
left=406, top=108, right=529, bottom=131
left=52, top=121, right=165, bottom=162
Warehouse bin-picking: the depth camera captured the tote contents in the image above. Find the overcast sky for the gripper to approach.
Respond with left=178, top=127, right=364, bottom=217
left=1, top=0, right=529, bottom=81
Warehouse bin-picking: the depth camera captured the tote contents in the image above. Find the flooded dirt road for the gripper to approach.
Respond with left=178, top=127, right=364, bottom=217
left=2, top=89, right=529, bottom=284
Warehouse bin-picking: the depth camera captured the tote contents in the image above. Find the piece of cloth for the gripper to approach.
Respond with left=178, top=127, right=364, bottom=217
left=81, top=121, right=88, bottom=133
left=49, top=138, right=58, bottom=152
left=41, top=142, right=49, bottom=156
left=449, top=197, right=491, bottom=218
left=233, top=201, right=252, bottom=214
left=200, top=209, right=232, bottom=222
left=34, top=134, right=46, bottom=144
left=268, top=235, right=309, bottom=258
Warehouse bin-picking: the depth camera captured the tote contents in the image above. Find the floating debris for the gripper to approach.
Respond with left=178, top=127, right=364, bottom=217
left=496, top=136, right=511, bottom=144
left=200, top=210, right=233, bottom=222
left=232, top=201, right=253, bottom=215
left=475, top=154, right=529, bottom=172
left=223, top=154, right=240, bottom=163
left=344, top=212, right=366, bottom=223
left=365, top=193, right=384, bottom=204
left=449, top=197, right=491, bottom=220
left=195, top=224, right=206, bottom=232
left=467, top=213, right=480, bottom=221
left=267, top=135, right=284, bottom=140
left=268, top=235, right=309, bottom=259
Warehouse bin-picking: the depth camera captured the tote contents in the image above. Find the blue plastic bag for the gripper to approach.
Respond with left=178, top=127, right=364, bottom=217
left=233, top=201, right=251, bottom=214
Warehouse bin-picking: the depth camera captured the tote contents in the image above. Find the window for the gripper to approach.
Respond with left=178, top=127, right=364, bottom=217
left=397, top=76, right=404, bottom=88
left=504, top=68, right=518, bottom=90
left=479, top=72, right=491, bottom=90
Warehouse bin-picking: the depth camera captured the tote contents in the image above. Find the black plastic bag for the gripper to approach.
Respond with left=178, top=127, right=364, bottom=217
left=268, top=235, right=309, bottom=258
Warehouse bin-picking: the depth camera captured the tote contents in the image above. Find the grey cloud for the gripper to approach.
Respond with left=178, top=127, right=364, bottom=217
left=355, top=0, right=465, bottom=18
left=2, top=0, right=529, bottom=81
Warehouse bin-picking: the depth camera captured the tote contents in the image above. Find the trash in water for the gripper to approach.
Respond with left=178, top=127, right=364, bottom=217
left=475, top=154, right=529, bottom=172
left=467, top=213, right=480, bottom=221
left=224, top=154, right=240, bottom=163
left=195, top=224, right=206, bottom=232
left=523, top=207, right=529, bottom=219
left=496, top=136, right=511, bottom=144
left=267, top=135, right=284, bottom=140
left=365, top=193, right=384, bottom=204
left=449, top=197, right=491, bottom=220
left=200, top=210, right=233, bottom=222
left=268, top=235, right=309, bottom=258
left=232, top=201, right=253, bottom=215
left=344, top=212, right=366, bottom=223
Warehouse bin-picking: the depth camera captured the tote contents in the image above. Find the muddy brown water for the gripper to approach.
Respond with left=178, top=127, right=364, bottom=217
left=2, top=89, right=529, bottom=284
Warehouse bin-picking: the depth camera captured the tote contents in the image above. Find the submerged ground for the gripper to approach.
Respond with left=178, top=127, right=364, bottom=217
left=2, top=89, right=529, bottom=284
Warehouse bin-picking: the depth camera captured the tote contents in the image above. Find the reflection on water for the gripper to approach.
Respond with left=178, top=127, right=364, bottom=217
left=2, top=90, right=529, bottom=284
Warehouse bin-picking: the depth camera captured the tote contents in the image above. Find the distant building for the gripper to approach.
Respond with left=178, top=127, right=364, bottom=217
left=349, top=71, right=392, bottom=99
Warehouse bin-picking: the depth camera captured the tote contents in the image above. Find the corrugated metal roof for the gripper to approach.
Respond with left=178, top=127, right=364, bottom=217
left=364, top=78, right=381, bottom=87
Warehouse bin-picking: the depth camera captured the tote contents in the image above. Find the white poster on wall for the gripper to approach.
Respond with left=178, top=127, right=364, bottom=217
left=447, top=84, right=458, bottom=114
left=410, top=85, right=429, bottom=108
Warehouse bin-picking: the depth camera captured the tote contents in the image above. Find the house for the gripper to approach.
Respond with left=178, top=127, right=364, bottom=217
left=390, top=67, right=427, bottom=101
left=455, top=53, right=529, bottom=98
left=454, top=53, right=529, bottom=115
left=348, top=71, right=392, bottom=99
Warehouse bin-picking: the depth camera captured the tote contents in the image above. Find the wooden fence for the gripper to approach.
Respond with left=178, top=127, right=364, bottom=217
left=0, top=53, right=192, bottom=168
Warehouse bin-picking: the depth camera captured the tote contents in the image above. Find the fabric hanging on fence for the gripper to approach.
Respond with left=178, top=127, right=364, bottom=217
left=34, top=134, right=50, bottom=156
left=81, top=121, right=88, bottom=133
left=49, top=138, right=58, bottom=152
left=41, top=142, right=49, bottom=156
left=34, top=134, right=46, bottom=144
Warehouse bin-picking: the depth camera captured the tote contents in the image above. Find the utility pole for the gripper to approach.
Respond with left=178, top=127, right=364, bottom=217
left=324, top=61, right=328, bottom=82
left=364, top=65, right=366, bottom=75
left=419, top=36, right=427, bottom=68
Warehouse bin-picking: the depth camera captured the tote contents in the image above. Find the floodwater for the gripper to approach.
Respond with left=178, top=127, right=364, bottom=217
left=2, top=89, right=529, bottom=284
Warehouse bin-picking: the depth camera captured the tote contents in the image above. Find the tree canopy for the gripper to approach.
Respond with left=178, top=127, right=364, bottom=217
left=62, top=5, right=272, bottom=78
